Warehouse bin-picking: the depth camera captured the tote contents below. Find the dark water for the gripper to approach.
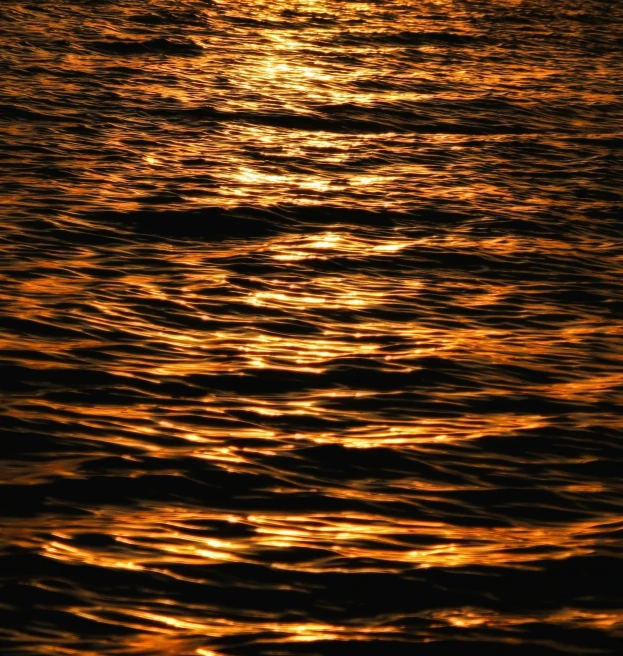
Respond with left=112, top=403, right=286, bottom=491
left=1, top=0, right=623, bottom=654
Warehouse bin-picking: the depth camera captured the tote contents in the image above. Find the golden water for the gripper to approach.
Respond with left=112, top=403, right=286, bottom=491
left=1, top=0, right=622, bottom=654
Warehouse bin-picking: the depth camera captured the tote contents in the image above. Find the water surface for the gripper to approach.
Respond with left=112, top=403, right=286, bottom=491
left=1, top=0, right=622, bottom=654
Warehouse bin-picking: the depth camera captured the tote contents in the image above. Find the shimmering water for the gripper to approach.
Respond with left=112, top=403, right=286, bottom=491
left=1, top=0, right=622, bottom=654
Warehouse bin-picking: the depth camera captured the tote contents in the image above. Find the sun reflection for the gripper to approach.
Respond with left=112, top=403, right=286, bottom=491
left=3, top=0, right=622, bottom=653
left=430, top=607, right=623, bottom=633
left=4, top=495, right=621, bottom=652
left=7, top=507, right=615, bottom=582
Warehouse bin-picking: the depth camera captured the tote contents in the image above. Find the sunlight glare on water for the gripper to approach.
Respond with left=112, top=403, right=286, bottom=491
left=0, top=0, right=622, bottom=654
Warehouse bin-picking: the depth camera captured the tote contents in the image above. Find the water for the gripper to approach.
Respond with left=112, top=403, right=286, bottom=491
left=1, top=0, right=622, bottom=654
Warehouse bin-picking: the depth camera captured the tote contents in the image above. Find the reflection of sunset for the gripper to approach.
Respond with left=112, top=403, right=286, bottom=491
left=7, top=507, right=621, bottom=576
left=2, top=0, right=622, bottom=654
left=4, top=501, right=622, bottom=649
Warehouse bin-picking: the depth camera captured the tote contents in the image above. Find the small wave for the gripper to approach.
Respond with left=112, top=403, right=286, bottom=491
left=84, top=207, right=287, bottom=239
left=89, top=37, right=203, bottom=56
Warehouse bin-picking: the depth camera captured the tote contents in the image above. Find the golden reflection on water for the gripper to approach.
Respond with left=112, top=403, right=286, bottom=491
left=6, top=507, right=619, bottom=577
left=6, top=504, right=621, bottom=649
left=2, top=0, right=623, bottom=653
left=430, top=607, right=623, bottom=632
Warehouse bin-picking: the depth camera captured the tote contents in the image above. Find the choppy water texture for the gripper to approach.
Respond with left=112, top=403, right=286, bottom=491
left=1, top=0, right=623, bottom=654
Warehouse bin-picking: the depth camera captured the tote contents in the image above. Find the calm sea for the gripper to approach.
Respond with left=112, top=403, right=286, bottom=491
left=1, top=0, right=622, bottom=654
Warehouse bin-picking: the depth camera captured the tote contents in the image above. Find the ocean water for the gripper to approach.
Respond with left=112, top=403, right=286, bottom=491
left=1, top=0, right=622, bottom=654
